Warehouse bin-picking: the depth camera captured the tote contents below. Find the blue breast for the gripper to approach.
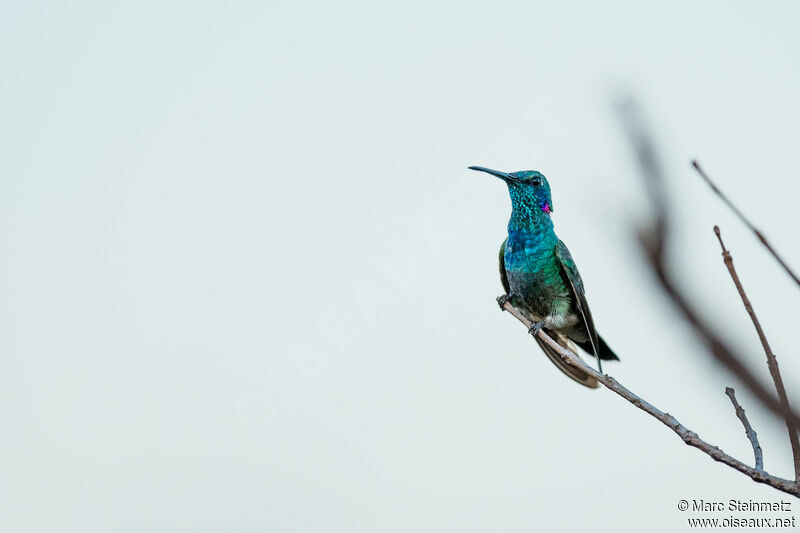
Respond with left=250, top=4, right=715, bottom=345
left=504, top=228, right=559, bottom=274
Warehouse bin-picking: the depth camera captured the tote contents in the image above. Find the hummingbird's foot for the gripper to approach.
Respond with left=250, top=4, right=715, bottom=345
left=528, top=321, right=546, bottom=336
left=497, top=292, right=516, bottom=310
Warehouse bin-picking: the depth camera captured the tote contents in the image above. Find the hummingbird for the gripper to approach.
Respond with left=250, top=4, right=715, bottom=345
left=469, top=166, right=619, bottom=388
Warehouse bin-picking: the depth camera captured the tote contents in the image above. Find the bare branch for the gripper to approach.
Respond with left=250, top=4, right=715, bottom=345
left=714, top=226, right=800, bottom=480
left=499, top=299, right=800, bottom=497
left=693, top=160, right=800, bottom=289
left=725, top=387, right=764, bottom=471
left=615, top=101, right=800, bottom=429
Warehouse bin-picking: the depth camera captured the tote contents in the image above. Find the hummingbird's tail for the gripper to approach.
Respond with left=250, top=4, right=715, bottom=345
left=597, top=335, right=620, bottom=361
left=533, top=332, right=599, bottom=389
left=575, top=335, right=620, bottom=361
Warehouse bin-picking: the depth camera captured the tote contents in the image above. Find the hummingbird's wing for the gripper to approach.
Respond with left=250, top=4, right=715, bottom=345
left=499, top=238, right=599, bottom=388
left=498, top=238, right=511, bottom=294
left=555, top=240, right=602, bottom=372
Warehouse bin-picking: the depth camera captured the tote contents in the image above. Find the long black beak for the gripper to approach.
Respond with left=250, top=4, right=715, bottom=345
left=468, top=166, right=512, bottom=181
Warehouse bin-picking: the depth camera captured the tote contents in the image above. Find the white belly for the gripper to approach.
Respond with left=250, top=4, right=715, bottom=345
left=544, top=313, right=579, bottom=329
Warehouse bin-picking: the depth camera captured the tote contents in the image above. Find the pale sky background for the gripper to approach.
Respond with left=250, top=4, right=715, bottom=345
left=2, top=1, right=800, bottom=532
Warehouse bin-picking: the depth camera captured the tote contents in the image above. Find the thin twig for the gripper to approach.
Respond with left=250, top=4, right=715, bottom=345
left=725, top=387, right=764, bottom=471
left=714, top=226, right=800, bottom=481
left=637, top=233, right=800, bottom=426
left=693, top=160, right=800, bottom=289
left=615, top=101, right=800, bottom=429
left=499, top=299, right=800, bottom=497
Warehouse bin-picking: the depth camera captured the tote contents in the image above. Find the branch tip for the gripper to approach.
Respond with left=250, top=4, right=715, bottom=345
left=692, top=159, right=800, bottom=289
left=725, top=387, right=764, bottom=471
left=714, top=225, right=727, bottom=253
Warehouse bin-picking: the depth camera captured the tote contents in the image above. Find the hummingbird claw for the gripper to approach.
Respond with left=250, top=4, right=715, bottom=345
left=497, top=292, right=516, bottom=310
left=528, top=321, right=545, bottom=336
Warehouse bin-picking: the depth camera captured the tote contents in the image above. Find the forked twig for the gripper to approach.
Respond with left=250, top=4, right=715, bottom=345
left=714, top=226, right=800, bottom=480
left=725, top=387, right=764, bottom=471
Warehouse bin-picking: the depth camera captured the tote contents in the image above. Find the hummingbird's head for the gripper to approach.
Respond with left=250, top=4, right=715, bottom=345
left=468, top=166, right=553, bottom=215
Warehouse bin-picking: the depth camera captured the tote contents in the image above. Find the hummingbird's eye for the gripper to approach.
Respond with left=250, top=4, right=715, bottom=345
left=530, top=177, right=542, bottom=186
